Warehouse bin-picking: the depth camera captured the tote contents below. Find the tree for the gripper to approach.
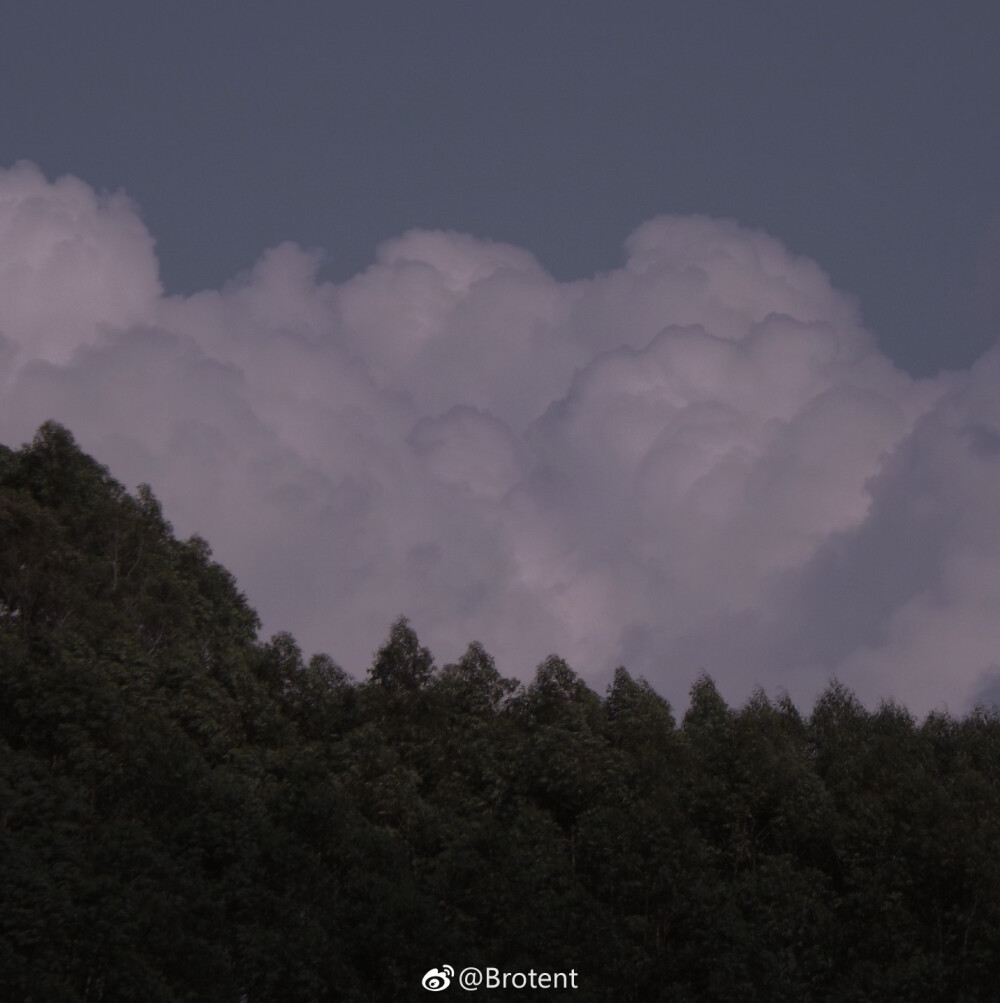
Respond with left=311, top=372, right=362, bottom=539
left=367, top=616, right=434, bottom=693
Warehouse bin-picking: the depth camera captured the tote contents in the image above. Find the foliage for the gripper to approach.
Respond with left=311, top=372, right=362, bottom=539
left=2, top=423, right=1000, bottom=999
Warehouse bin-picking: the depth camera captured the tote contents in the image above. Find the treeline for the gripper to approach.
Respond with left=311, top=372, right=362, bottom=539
left=2, top=422, right=1000, bottom=1001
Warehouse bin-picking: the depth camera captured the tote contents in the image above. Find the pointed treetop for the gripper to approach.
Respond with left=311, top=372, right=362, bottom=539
left=368, top=615, right=435, bottom=692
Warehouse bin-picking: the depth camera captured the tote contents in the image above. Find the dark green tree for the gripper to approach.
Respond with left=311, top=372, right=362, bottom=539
left=367, top=615, right=434, bottom=693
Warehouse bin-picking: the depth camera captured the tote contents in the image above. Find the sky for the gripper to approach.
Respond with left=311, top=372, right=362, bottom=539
left=3, top=3, right=1000, bottom=714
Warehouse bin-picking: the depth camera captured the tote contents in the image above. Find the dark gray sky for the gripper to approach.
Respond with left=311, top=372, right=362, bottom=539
left=4, top=2, right=1000, bottom=377
left=4, top=2, right=1000, bottom=713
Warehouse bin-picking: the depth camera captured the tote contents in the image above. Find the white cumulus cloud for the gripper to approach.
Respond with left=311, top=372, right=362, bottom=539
left=4, top=161, right=997, bottom=716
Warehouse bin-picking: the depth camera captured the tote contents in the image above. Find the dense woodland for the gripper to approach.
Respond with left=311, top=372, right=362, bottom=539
left=2, top=423, right=1000, bottom=1001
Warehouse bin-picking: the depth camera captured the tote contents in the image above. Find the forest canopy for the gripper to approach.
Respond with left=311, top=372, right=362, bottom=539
left=2, top=422, right=1000, bottom=1001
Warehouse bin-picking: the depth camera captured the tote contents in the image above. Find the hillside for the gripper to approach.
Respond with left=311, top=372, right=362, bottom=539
left=2, top=423, right=999, bottom=1001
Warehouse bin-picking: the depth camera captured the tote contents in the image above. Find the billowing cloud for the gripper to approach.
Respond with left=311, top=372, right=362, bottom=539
left=3, top=161, right=997, bottom=715
left=0, top=161, right=161, bottom=367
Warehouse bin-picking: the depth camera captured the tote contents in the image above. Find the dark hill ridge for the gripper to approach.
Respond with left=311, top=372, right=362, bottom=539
left=1, top=422, right=999, bottom=1001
